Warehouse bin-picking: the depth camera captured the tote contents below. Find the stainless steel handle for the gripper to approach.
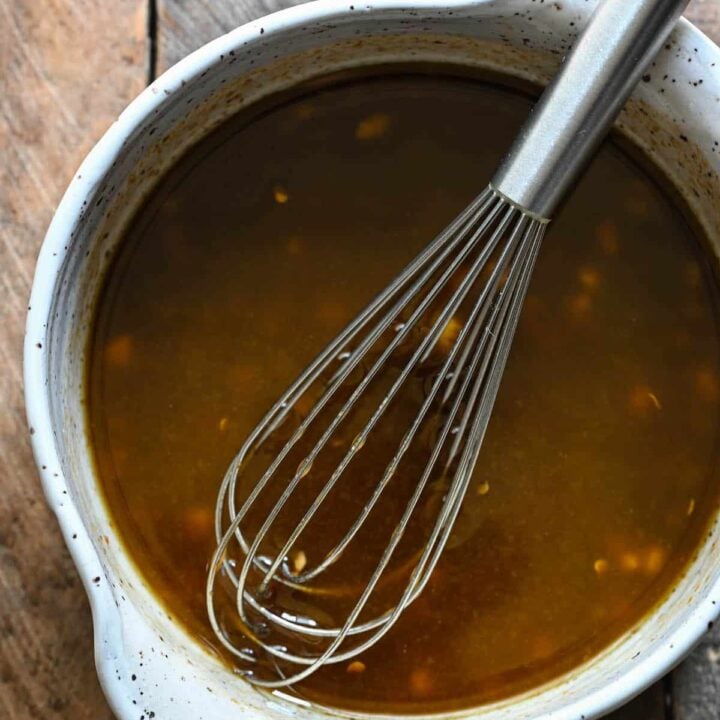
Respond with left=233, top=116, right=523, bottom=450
left=491, top=0, right=689, bottom=220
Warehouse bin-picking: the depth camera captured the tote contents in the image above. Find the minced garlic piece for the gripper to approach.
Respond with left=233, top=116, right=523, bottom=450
left=578, top=266, right=601, bottom=291
left=596, top=220, right=619, bottom=255
left=105, top=334, right=133, bottom=366
left=355, top=113, right=391, bottom=141
left=273, top=185, right=289, bottom=204
left=594, top=558, right=609, bottom=576
left=291, top=550, right=307, bottom=574
left=409, top=668, right=433, bottom=697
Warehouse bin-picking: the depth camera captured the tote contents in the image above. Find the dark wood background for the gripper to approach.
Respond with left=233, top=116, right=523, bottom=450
left=1, top=1, right=719, bottom=718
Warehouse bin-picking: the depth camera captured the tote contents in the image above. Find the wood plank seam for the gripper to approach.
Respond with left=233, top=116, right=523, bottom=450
left=663, top=671, right=675, bottom=720
left=148, top=0, right=158, bottom=83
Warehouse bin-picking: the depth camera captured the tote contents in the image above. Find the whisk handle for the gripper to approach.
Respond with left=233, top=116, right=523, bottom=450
left=491, top=0, right=689, bottom=220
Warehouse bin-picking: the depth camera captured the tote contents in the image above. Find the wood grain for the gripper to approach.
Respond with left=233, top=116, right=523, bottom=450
left=686, top=0, right=720, bottom=39
left=156, top=0, right=306, bottom=72
left=0, top=1, right=718, bottom=719
left=674, top=624, right=720, bottom=720
left=0, top=1, right=146, bottom=718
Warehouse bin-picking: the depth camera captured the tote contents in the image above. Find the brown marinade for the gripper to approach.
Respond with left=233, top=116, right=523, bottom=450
left=87, top=71, right=720, bottom=713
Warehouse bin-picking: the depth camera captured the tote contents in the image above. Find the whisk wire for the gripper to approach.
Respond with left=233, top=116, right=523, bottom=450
left=218, top=189, right=496, bottom=558
left=255, top=203, right=520, bottom=591
left=288, top=207, right=535, bottom=587
left=231, top=195, right=511, bottom=616
left=207, top=188, right=547, bottom=687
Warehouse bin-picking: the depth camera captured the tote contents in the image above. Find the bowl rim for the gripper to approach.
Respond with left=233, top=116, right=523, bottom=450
left=23, top=1, right=720, bottom=719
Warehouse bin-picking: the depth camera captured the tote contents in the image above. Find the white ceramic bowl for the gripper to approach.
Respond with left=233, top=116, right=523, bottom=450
left=24, top=1, right=720, bottom=719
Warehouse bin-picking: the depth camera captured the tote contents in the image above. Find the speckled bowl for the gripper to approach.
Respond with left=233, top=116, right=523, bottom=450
left=24, top=1, right=720, bottom=719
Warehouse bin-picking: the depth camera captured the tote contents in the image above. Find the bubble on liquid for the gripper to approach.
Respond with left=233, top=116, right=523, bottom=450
left=238, top=647, right=257, bottom=662
left=450, top=425, right=461, bottom=435
left=280, top=610, right=318, bottom=628
left=337, top=350, right=352, bottom=362
left=394, top=322, right=406, bottom=333
left=291, top=614, right=318, bottom=628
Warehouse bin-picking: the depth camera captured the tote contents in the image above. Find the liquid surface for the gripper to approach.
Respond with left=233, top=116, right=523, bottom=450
left=87, top=73, right=720, bottom=713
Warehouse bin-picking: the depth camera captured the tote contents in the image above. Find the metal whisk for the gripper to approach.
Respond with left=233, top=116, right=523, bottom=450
left=207, top=0, right=688, bottom=688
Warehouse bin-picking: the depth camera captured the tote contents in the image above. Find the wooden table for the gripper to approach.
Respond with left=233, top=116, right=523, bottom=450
left=1, top=1, right=719, bottom=718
